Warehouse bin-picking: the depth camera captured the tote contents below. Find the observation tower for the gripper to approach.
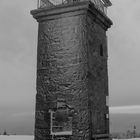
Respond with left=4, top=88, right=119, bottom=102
left=31, top=0, right=112, bottom=139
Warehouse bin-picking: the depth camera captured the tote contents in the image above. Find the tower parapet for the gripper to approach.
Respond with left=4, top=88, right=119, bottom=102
left=37, top=0, right=111, bottom=15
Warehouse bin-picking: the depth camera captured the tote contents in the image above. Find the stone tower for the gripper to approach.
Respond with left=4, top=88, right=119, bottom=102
left=31, top=0, right=112, bottom=139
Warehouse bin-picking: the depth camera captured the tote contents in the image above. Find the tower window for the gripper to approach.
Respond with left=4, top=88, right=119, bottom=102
left=100, top=44, right=103, bottom=56
left=106, top=114, right=109, bottom=119
left=50, top=110, right=72, bottom=135
left=106, top=96, right=109, bottom=106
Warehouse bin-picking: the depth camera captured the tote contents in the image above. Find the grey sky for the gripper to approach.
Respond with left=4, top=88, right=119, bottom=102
left=108, top=0, right=140, bottom=107
left=0, top=0, right=140, bottom=134
left=0, top=0, right=36, bottom=115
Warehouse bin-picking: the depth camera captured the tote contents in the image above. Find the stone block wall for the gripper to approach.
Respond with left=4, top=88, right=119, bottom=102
left=36, top=9, right=89, bottom=140
left=86, top=12, right=109, bottom=136
left=31, top=1, right=112, bottom=140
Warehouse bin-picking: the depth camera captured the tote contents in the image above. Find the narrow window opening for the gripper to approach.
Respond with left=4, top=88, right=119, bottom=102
left=106, top=114, right=109, bottom=119
left=100, top=44, right=104, bottom=56
left=106, top=96, right=109, bottom=106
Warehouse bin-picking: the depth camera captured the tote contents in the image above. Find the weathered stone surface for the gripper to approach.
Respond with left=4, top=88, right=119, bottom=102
left=86, top=11, right=110, bottom=135
left=31, top=1, right=112, bottom=140
left=35, top=128, right=51, bottom=140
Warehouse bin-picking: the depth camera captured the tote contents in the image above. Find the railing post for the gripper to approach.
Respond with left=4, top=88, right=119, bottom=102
left=37, top=0, right=40, bottom=8
left=104, top=6, right=107, bottom=15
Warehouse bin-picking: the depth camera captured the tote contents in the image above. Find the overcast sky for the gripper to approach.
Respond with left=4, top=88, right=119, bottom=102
left=0, top=0, right=140, bottom=134
left=108, top=0, right=140, bottom=107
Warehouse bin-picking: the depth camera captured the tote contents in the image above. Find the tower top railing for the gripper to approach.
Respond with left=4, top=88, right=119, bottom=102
left=37, top=0, right=112, bottom=15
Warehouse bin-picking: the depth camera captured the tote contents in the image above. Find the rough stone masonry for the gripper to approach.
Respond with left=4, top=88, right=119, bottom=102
left=31, top=1, right=112, bottom=140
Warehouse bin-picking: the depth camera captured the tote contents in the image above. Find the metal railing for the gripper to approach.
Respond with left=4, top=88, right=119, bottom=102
left=37, top=0, right=110, bottom=15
